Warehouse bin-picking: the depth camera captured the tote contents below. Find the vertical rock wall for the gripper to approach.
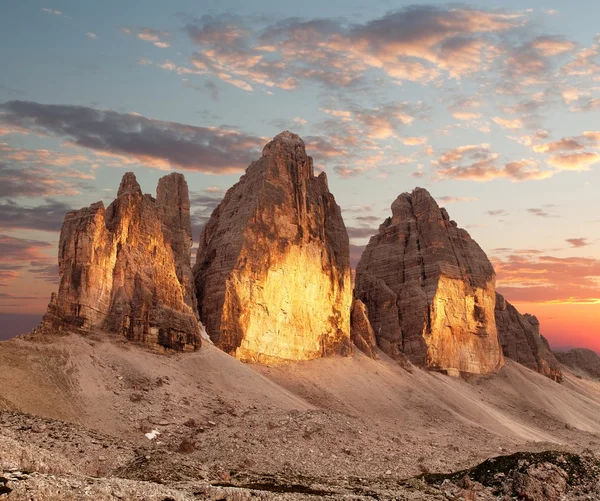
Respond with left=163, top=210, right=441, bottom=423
left=40, top=172, right=200, bottom=352
left=194, top=131, right=353, bottom=362
left=355, top=188, right=504, bottom=375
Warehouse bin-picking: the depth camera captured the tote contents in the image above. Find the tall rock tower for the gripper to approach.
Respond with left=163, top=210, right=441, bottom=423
left=194, top=131, right=353, bottom=362
left=40, top=172, right=201, bottom=352
left=355, top=188, right=504, bottom=375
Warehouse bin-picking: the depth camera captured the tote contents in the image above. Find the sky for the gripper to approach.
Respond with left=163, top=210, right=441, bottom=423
left=0, top=1, right=599, bottom=350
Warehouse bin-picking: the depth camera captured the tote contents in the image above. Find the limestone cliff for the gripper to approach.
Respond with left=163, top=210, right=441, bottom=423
left=193, top=131, right=353, bottom=362
left=495, top=294, right=562, bottom=381
left=40, top=172, right=201, bottom=351
left=354, top=188, right=504, bottom=375
left=350, top=299, right=377, bottom=359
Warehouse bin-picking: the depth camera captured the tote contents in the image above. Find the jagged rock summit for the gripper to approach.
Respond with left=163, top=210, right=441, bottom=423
left=193, top=131, right=353, bottom=362
left=355, top=187, right=505, bottom=375
left=40, top=172, right=201, bottom=351
left=495, top=293, right=562, bottom=382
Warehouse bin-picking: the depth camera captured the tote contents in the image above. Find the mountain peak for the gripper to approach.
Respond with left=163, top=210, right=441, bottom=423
left=262, top=130, right=306, bottom=157
left=117, top=172, right=142, bottom=197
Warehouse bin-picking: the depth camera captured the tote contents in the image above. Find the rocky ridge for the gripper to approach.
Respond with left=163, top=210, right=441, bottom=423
left=39, top=172, right=200, bottom=352
left=555, top=348, right=600, bottom=379
left=495, top=294, right=562, bottom=382
left=354, top=187, right=505, bottom=375
left=193, top=131, right=353, bottom=362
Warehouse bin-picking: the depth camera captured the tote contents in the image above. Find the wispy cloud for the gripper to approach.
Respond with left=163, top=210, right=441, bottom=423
left=180, top=7, right=525, bottom=92
left=495, top=254, right=600, bottom=304
left=0, top=199, right=71, bottom=232
left=566, top=238, right=591, bottom=248
left=433, top=144, right=552, bottom=181
left=121, top=27, right=171, bottom=48
left=0, top=101, right=264, bottom=174
left=437, top=196, right=478, bottom=204
left=41, top=8, right=62, bottom=16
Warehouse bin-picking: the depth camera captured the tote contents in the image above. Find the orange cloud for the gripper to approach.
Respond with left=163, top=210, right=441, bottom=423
left=492, top=116, right=523, bottom=130
left=402, top=136, right=427, bottom=145
left=453, top=111, right=482, bottom=120
left=547, top=152, right=600, bottom=170
left=494, top=253, right=600, bottom=305
left=566, top=238, right=591, bottom=248
left=530, top=36, right=576, bottom=56
left=435, top=144, right=553, bottom=181
left=533, top=138, right=585, bottom=153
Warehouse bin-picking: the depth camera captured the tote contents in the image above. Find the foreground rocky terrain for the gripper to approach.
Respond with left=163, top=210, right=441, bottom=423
left=1, top=333, right=600, bottom=499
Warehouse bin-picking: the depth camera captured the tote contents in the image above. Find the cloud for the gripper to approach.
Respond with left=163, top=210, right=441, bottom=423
left=532, top=138, right=585, bottom=153
left=488, top=209, right=508, bottom=217
left=434, top=144, right=552, bottom=181
left=402, top=136, right=427, bottom=146
left=86, top=32, right=98, bottom=39
left=453, top=111, right=482, bottom=120
left=0, top=161, right=90, bottom=199
left=495, top=254, right=600, bottom=304
left=346, top=227, right=377, bottom=239
left=189, top=189, right=225, bottom=237
left=492, top=117, right=523, bottom=130
left=181, top=7, right=524, bottom=92
left=41, top=8, right=62, bottom=16
left=0, top=235, right=57, bottom=289
left=529, top=36, right=576, bottom=56
left=437, top=196, right=478, bottom=204
left=29, top=261, right=59, bottom=284
left=0, top=101, right=264, bottom=174
left=0, top=234, right=51, bottom=263
left=122, top=27, right=170, bottom=48
left=547, top=152, right=600, bottom=171
left=0, top=199, right=71, bottom=232
left=566, top=238, right=591, bottom=248
left=350, top=244, right=366, bottom=270
left=527, top=207, right=556, bottom=218
left=583, top=131, right=600, bottom=144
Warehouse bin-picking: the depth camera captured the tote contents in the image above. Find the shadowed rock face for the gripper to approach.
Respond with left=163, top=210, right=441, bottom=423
left=39, top=172, right=200, bottom=352
left=193, top=131, right=353, bottom=362
left=495, top=294, right=562, bottom=382
left=350, top=299, right=377, bottom=359
left=555, top=348, right=600, bottom=380
left=355, top=187, right=504, bottom=375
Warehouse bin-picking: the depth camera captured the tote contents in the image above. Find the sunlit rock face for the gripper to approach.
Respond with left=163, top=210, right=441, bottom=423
left=355, top=188, right=505, bottom=375
left=496, top=294, right=562, bottom=382
left=350, top=299, right=377, bottom=359
left=40, top=172, right=201, bottom=352
left=193, top=131, right=353, bottom=362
